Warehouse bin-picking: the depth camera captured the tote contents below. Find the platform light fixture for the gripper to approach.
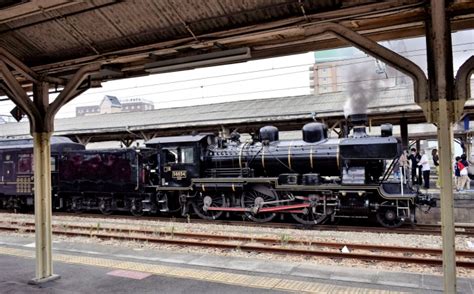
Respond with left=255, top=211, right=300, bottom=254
left=144, top=47, right=251, bottom=74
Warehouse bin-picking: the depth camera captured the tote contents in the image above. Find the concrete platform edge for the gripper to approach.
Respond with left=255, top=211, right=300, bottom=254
left=1, top=236, right=473, bottom=293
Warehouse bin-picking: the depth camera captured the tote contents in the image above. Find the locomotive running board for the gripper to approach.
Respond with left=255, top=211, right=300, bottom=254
left=206, top=203, right=310, bottom=213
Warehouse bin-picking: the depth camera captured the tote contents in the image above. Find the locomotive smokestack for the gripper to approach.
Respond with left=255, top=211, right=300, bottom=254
left=348, top=113, right=368, bottom=138
left=349, top=113, right=367, bottom=126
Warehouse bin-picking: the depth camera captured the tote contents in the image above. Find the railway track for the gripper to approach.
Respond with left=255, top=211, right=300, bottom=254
left=53, top=212, right=474, bottom=237
left=1, top=220, right=473, bottom=269
left=2, top=210, right=474, bottom=237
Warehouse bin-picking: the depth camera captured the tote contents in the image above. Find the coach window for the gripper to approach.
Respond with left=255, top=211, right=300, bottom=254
left=51, top=157, right=57, bottom=172
left=18, top=154, right=32, bottom=174
left=180, top=147, right=194, bottom=164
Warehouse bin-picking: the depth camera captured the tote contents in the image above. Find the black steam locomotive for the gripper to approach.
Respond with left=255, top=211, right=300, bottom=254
left=0, top=116, right=435, bottom=227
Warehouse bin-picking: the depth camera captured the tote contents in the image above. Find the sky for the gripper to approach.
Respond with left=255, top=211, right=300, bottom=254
left=59, top=53, right=315, bottom=118
left=58, top=52, right=314, bottom=118
left=0, top=30, right=472, bottom=120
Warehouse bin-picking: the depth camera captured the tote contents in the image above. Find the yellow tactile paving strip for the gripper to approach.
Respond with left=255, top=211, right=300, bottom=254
left=0, top=246, right=405, bottom=294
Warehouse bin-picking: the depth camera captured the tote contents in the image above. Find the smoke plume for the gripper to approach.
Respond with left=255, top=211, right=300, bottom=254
left=343, top=64, right=382, bottom=118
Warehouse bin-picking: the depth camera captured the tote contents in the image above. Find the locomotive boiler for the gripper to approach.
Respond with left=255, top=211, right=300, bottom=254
left=205, top=118, right=397, bottom=185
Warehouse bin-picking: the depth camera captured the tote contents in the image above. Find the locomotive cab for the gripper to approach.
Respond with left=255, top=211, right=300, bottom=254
left=160, top=145, right=196, bottom=187
left=146, top=134, right=214, bottom=188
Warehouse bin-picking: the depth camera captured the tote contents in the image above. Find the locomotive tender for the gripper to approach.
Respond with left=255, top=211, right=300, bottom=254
left=0, top=115, right=434, bottom=227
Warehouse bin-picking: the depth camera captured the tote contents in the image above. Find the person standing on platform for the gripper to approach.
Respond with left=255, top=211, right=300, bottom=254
left=454, top=156, right=461, bottom=191
left=408, top=148, right=421, bottom=185
left=431, top=149, right=440, bottom=188
left=399, top=150, right=409, bottom=183
left=418, top=150, right=430, bottom=189
left=460, top=154, right=470, bottom=191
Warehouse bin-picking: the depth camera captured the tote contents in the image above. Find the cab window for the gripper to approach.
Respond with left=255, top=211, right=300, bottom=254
left=163, top=147, right=194, bottom=164
left=180, top=147, right=194, bottom=164
left=163, top=148, right=178, bottom=164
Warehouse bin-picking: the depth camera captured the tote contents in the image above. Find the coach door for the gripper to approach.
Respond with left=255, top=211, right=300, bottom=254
left=161, top=145, right=198, bottom=187
left=2, top=153, right=15, bottom=182
left=1, top=153, right=16, bottom=195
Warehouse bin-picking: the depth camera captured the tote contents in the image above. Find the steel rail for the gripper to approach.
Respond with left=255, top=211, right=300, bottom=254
left=4, top=221, right=474, bottom=258
left=52, top=212, right=474, bottom=237
left=2, top=211, right=474, bottom=237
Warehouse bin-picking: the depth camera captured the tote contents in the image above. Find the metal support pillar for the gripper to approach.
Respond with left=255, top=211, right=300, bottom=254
left=121, top=138, right=134, bottom=147
left=400, top=118, right=408, bottom=151
left=467, top=133, right=472, bottom=158
left=27, top=81, right=59, bottom=284
left=75, top=135, right=92, bottom=146
left=427, top=0, right=457, bottom=292
left=461, top=134, right=468, bottom=154
left=437, top=101, right=456, bottom=292
left=30, top=132, right=58, bottom=284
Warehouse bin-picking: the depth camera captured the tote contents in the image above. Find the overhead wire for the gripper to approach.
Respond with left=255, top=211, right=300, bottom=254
left=79, top=62, right=315, bottom=96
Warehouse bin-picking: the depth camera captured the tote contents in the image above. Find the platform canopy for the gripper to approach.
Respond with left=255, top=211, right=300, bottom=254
left=1, top=0, right=474, bottom=94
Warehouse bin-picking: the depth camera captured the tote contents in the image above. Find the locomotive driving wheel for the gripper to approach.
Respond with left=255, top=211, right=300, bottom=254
left=99, top=198, right=113, bottom=215
left=241, top=187, right=278, bottom=223
left=291, top=208, right=329, bottom=225
left=376, top=202, right=404, bottom=228
left=291, top=195, right=328, bottom=225
left=130, top=199, right=144, bottom=217
left=71, top=197, right=83, bottom=213
left=192, top=193, right=226, bottom=220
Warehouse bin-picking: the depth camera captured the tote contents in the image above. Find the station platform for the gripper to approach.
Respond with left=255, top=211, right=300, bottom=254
left=1, top=235, right=473, bottom=293
left=416, top=187, right=474, bottom=224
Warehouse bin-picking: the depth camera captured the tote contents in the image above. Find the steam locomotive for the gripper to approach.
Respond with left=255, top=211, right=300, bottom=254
left=0, top=115, right=435, bottom=228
